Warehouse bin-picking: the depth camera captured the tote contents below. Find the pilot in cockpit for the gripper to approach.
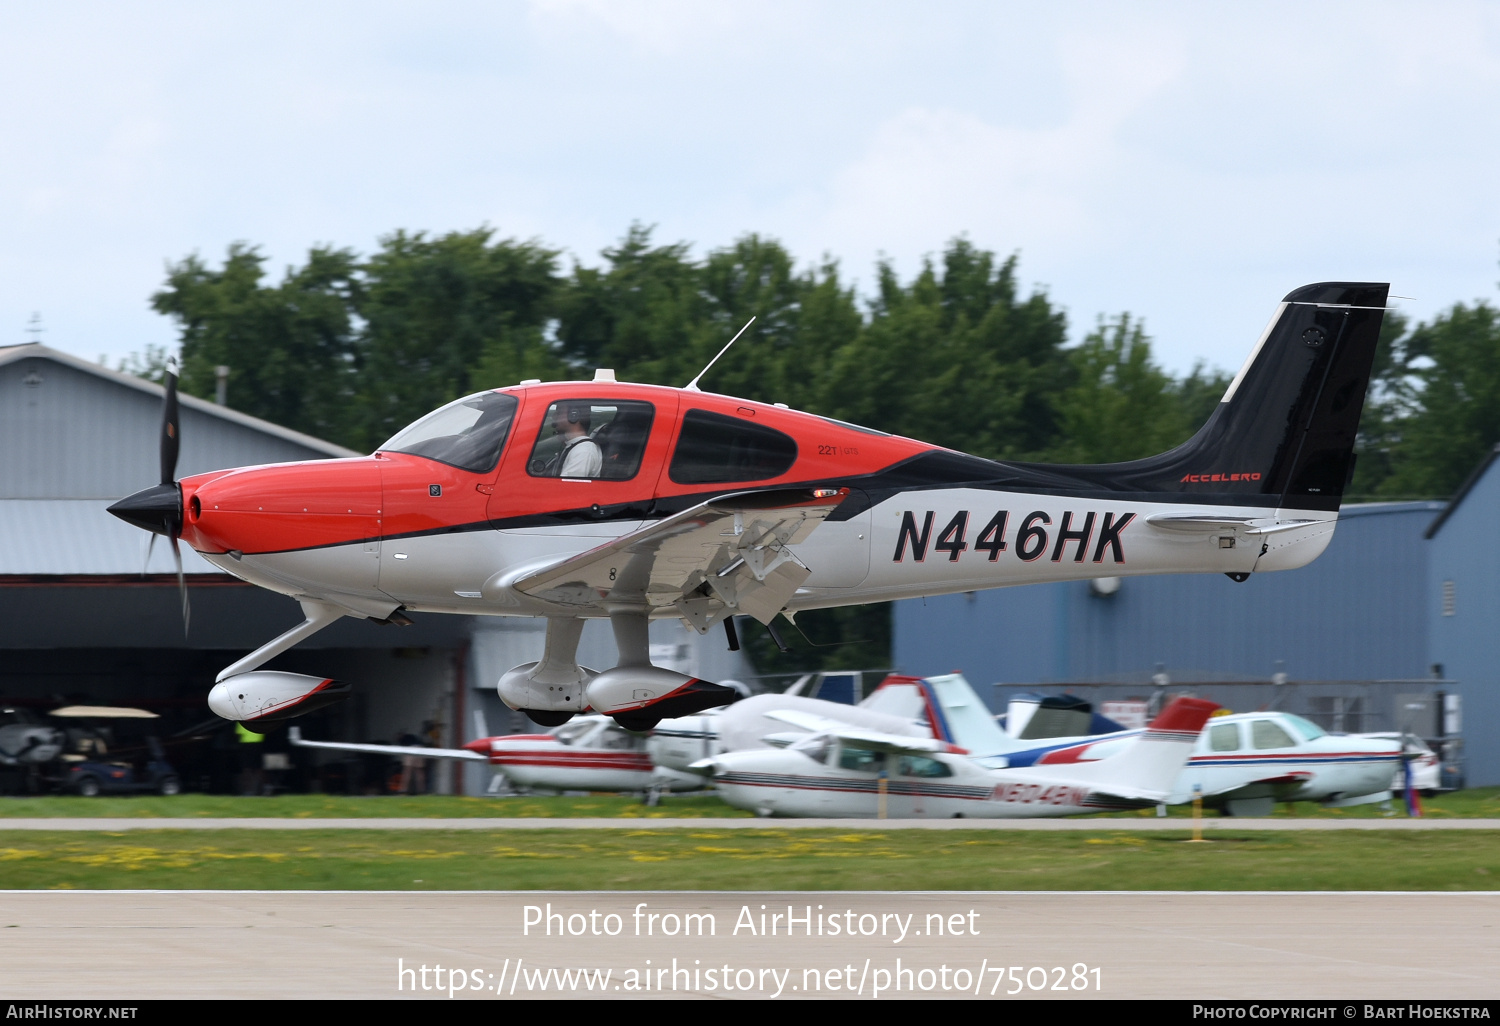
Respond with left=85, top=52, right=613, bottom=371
left=542, top=403, right=604, bottom=478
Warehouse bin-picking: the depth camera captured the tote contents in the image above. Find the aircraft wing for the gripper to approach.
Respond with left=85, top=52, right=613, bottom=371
left=1193, top=772, right=1314, bottom=801
left=509, top=487, right=847, bottom=625
left=288, top=728, right=485, bottom=762
left=760, top=710, right=962, bottom=756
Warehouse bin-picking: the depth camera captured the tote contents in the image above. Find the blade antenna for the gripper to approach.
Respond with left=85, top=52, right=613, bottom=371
left=684, top=316, right=755, bottom=392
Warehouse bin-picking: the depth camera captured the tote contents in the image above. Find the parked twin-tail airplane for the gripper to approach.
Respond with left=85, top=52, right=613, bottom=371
left=108, top=283, right=1388, bottom=732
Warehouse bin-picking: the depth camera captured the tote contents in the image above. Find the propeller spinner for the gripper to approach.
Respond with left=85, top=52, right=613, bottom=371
left=108, top=358, right=191, bottom=632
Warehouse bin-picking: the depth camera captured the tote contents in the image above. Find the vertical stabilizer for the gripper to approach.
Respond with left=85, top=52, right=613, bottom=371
left=1014, top=697, right=1219, bottom=800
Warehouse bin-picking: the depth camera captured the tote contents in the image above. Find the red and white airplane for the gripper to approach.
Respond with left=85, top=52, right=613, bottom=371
left=109, top=283, right=1388, bottom=732
left=287, top=715, right=701, bottom=794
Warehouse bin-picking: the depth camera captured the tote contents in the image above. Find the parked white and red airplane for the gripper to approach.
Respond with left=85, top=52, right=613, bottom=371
left=1010, top=710, right=1402, bottom=816
left=109, top=283, right=1389, bottom=731
left=695, top=697, right=1219, bottom=818
left=289, top=715, right=718, bottom=794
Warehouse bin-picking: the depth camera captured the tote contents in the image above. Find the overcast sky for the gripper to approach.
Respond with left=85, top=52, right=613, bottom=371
left=3, top=1, right=1499, bottom=378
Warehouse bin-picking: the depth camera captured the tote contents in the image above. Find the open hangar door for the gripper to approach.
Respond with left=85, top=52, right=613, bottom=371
left=0, top=578, right=473, bottom=795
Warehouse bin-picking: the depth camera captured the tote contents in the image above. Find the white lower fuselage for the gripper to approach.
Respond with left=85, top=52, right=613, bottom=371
left=486, top=736, right=659, bottom=793
left=708, top=748, right=1117, bottom=819
left=202, top=491, right=1336, bottom=623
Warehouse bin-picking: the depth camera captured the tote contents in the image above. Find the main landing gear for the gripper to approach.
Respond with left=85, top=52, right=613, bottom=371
left=499, top=613, right=738, bottom=732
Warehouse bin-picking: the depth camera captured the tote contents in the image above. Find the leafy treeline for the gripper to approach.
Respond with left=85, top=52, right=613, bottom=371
left=1352, top=303, right=1500, bottom=500
left=150, top=226, right=1226, bottom=464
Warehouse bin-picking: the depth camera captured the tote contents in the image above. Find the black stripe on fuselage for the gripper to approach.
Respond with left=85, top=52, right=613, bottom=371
left=228, top=450, right=1302, bottom=555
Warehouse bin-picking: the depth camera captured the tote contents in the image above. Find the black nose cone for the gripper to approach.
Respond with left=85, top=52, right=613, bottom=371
left=108, top=482, right=183, bottom=536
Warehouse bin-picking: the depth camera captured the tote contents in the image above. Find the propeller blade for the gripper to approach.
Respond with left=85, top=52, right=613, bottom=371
left=142, top=533, right=157, bottom=576
left=170, top=535, right=190, bottom=636
left=160, top=357, right=180, bottom=486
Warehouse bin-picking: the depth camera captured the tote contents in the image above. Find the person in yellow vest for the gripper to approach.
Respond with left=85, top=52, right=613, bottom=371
left=236, top=722, right=264, bottom=796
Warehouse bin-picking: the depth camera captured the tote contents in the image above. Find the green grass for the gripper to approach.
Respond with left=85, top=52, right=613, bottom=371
left=0, top=787, right=1495, bottom=820
left=0, top=793, right=752, bottom=819
left=0, top=828, right=1495, bottom=890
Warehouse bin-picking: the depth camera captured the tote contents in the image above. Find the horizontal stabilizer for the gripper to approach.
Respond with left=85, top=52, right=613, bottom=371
left=1001, top=697, right=1218, bottom=802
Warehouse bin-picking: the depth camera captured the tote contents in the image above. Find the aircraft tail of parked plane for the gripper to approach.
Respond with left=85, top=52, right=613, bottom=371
left=860, top=673, right=1017, bottom=758
left=1002, top=697, right=1221, bottom=802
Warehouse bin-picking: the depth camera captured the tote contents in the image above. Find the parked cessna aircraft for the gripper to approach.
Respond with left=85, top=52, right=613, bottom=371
left=288, top=715, right=705, bottom=794
left=696, top=697, right=1220, bottom=818
left=648, top=672, right=1015, bottom=782
left=109, top=283, right=1388, bottom=732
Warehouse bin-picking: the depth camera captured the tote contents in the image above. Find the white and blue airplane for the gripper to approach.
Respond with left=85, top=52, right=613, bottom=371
left=1013, top=710, right=1401, bottom=816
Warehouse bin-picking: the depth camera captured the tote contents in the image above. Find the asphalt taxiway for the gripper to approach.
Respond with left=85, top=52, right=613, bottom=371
left=0, top=890, right=1494, bottom=999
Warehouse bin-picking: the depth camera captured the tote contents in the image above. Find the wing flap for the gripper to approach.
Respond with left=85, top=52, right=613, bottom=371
left=511, top=487, right=846, bottom=625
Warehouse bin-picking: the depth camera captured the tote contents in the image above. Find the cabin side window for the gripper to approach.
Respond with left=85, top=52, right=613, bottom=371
left=527, top=399, right=656, bottom=481
left=896, top=754, right=953, bottom=778
left=836, top=745, right=886, bottom=773
left=1250, top=719, right=1296, bottom=750
left=668, top=408, right=798, bottom=485
left=1207, top=723, right=1241, bottom=752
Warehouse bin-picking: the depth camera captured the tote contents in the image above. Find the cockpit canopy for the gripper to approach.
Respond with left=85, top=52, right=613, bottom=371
left=378, top=391, right=519, bottom=473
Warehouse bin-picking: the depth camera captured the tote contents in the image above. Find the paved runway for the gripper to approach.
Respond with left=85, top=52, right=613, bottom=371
left=0, top=890, right=1494, bottom=999
left=0, top=816, right=1495, bottom=830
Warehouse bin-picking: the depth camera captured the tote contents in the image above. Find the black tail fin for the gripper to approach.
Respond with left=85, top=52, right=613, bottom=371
left=851, top=283, right=1388, bottom=514
left=1146, top=281, right=1388, bottom=510
left=992, top=282, right=1389, bottom=511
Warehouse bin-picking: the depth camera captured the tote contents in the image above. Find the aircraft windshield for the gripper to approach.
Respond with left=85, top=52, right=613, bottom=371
left=378, top=391, right=518, bottom=474
left=551, top=720, right=595, bottom=746
left=1281, top=714, right=1327, bottom=742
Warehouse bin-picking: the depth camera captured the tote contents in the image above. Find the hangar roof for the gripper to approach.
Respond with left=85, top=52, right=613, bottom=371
left=0, top=499, right=220, bottom=575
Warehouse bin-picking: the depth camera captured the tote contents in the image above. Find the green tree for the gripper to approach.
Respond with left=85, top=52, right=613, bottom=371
left=1344, top=309, right=1411, bottom=499
left=151, top=230, right=566, bottom=452
left=355, top=228, right=564, bottom=450
left=818, top=242, right=1070, bottom=458
left=553, top=224, right=704, bottom=383
left=1048, top=315, right=1229, bottom=464
left=1371, top=302, right=1500, bottom=499
left=151, top=244, right=363, bottom=446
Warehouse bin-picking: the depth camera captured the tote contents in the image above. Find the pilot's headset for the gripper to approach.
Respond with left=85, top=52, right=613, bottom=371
left=564, top=404, right=590, bottom=431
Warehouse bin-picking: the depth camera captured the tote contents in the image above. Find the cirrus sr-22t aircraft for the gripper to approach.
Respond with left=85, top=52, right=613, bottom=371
left=108, top=283, right=1388, bottom=733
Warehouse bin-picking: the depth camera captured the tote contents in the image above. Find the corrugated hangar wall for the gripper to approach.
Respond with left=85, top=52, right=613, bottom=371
left=0, top=349, right=340, bottom=500
left=1428, top=448, right=1500, bottom=787
left=0, top=346, right=474, bottom=794
left=893, top=501, right=1442, bottom=690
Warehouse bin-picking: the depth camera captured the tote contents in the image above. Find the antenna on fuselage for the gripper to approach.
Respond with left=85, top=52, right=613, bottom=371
left=684, top=316, right=756, bottom=392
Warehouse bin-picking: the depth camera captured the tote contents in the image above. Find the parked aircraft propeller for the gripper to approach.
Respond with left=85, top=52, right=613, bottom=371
left=108, top=358, right=190, bottom=634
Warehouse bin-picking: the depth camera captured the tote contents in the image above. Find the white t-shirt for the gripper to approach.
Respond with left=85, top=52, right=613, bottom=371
left=559, top=436, right=603, bottom=478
